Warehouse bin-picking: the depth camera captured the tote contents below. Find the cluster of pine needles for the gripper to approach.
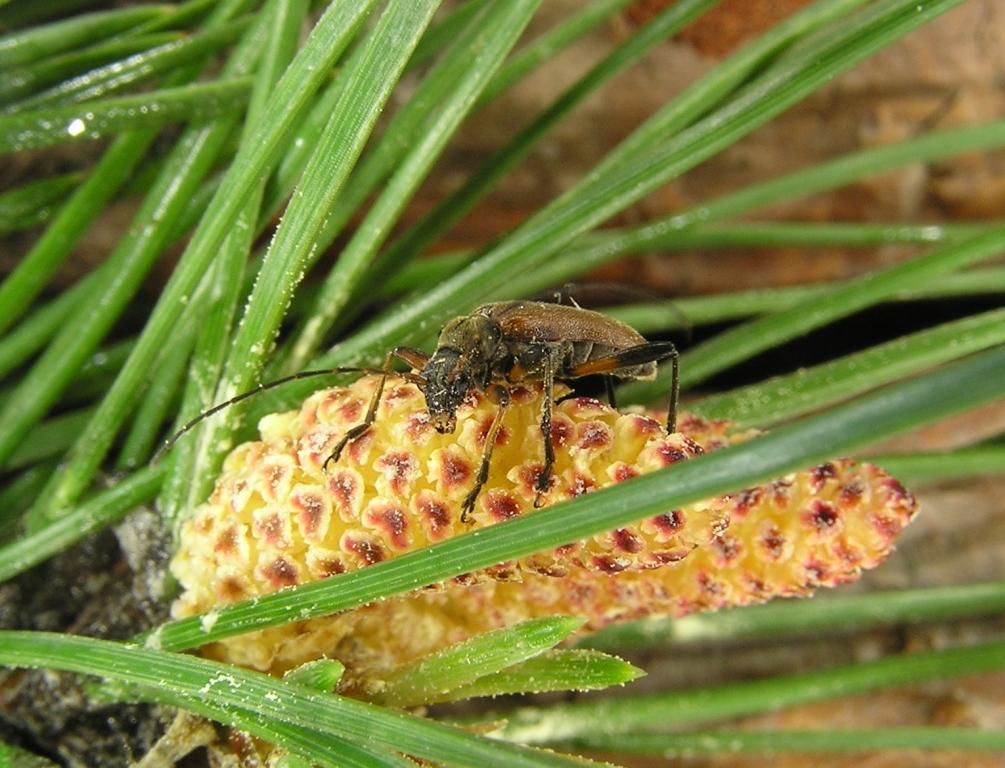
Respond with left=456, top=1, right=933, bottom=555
left=0, top=0, right=1004, bottom=765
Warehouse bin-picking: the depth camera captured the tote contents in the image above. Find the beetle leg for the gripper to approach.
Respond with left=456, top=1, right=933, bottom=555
left=155, top=360, right=421, bottom=463
left=323, top=347, right=424, bottom=471
left=666, top=348, right=680, bottom=434
left=604, top=375, right=617, bottom=409
left=566, top=341, right=679, bottom=432
left=534, top=351, right=560, bottom=508
left=553, top=391, right=577, bottom=406
left=393, top=346, right=430, bottom=372
left=461, top=385, right=510, bottom=523
left=545, top=282, right=582, bottom=307
left=553, top=375, right=615, bottom=408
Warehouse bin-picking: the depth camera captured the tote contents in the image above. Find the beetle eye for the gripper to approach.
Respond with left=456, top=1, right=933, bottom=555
left=449, top=372, right=470, bottom=400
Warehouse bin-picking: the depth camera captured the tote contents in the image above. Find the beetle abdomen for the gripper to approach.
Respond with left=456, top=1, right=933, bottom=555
left=567, top=341, right=657, bottom=380
left=483, top=301, right=648, bottom=348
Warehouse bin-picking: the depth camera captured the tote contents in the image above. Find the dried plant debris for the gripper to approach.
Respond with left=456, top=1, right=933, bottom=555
left=0, top=510, right=174, bottom=767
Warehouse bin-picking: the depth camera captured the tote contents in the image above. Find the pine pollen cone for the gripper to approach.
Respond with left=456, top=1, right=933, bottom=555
left=170, top=375, right=917, bottom=674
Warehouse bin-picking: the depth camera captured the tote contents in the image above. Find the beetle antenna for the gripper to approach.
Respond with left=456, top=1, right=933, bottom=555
left=153, top=367, right=424, bottom=463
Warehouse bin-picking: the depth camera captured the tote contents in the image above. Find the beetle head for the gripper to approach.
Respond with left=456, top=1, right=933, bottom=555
left=419, top=350, right=467, bottom=433
left=419, top=314, right=500, bottom=433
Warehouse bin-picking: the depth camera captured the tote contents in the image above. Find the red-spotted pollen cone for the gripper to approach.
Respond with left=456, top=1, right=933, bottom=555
left=171, top=376, right=916, bottom=674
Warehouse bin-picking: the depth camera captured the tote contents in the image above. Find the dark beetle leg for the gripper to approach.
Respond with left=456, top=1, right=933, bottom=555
left=554, top=390, right=577, bottom=405
left=567, top=340, right=679, bottom=433
left=554, top=375, right=615, bottom=408
left=666, top=348, right=680, bottom=434
left=393, top=345, right=431, bottom=371
left=534, top=353, right=558, bottom=508
left=548, top=283, right=581, bottom=307
left=155, top=359, right=427, bottom=463
left=604, top=375, right=617, bottom=409
left=461, top=386, right=510, bottom=523
left=323, top=347, right=427, bottom=471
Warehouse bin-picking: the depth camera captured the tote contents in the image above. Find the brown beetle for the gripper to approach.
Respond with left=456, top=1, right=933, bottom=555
left=160, top=300, right=679, bottom=521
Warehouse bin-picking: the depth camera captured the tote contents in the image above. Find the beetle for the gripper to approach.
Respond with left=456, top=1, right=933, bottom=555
left=160, top=300, right=679, bottom=522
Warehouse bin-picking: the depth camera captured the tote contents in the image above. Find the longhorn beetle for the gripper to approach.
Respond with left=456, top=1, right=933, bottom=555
left=160, top=300, right=679, bottom=522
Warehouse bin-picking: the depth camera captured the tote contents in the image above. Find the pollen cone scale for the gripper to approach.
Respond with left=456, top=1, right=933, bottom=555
left=170, top=376, right=916, bottom=675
